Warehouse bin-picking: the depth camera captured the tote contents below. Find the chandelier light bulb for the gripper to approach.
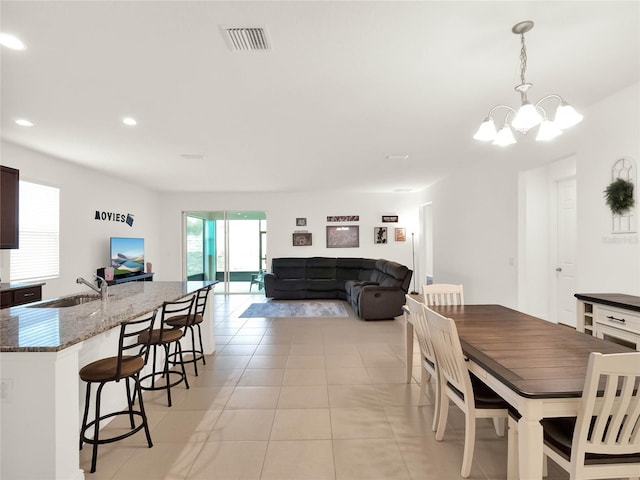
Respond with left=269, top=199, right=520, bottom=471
left=473, top=118, right=498, bottom=141
left=492, top=125, right=517, bottom=146
left=535, top=119, right=563, bottom=142
left=553, top=102, right=583, bottom=129
left=511, top=102, right=543, bottom=132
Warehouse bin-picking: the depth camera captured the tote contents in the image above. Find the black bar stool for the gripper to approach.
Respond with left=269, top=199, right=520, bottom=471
left=138, top=295, right=196, bottom=407
left=79, top=310, right=158, bottom=473
left=166, top=285, right=212, bottom=376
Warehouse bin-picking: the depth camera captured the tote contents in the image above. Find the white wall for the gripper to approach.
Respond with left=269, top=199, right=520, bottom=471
left=419, top=161, right=520, bottom=307
left=0, top=142, right=161, bottom=299
left=419, top=81, right=640, bottom=310
left=156, top=191, right=421, bottom=281
left=575, top=83, right=640, bottom=294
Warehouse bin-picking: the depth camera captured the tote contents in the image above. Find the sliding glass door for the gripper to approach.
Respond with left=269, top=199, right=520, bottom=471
left=184, top=211, right=267, bottom=294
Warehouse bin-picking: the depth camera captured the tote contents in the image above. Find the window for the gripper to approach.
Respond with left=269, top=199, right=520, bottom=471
left=10, top=181, right=60, bottom=281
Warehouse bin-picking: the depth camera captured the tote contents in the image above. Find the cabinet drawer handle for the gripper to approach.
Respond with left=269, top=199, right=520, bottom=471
left=24, top=293, right=35, bottom=297
left=606, top=315, right=626, bottom=324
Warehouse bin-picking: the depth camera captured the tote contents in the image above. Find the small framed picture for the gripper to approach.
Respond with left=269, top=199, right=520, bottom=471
left=293, top=232, right=312, bottom=246
left=296, top=217, right=307, bottom=226
left=382, top=215, right=398, bottom=223
left=374, top=227, right=388, bottom=244
left=395, top=228, right=406, bottom=242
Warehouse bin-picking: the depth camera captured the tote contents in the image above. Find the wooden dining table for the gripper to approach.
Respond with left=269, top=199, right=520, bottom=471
left=403, top=303, right=633, bottom=480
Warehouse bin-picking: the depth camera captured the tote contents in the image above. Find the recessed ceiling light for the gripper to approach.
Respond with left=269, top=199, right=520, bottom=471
left=15, top=119, right=34, bottom=127
left=122, top=117, right=137, bottom=126
left=0, top=33, right=26, bottom=50
left=386, top=154, right=409, bottom=161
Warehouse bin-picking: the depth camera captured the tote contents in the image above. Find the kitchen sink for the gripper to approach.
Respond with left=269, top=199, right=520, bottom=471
left=28, top=294, right=101, bottom=308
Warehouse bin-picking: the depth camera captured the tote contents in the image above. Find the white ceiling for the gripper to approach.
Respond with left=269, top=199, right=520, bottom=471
left=1, top=1, right=638, bottom=194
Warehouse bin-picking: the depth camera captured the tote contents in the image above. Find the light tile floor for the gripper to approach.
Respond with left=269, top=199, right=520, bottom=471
left=81, top=294, right=570, bottom=480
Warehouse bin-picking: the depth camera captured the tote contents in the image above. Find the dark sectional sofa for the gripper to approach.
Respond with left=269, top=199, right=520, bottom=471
left=263, top=257, right=412, bottom=320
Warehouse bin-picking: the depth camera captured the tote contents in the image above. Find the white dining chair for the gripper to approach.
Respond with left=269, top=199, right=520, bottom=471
left=540, top=351, right=640, bottom=480
left=423, top=283, right=464, bottom=306
left=405, top=294, right=440, bottom=431
left=425, top=306, right=511, bottom=478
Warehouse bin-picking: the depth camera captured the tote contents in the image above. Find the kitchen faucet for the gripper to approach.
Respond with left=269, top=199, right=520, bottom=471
left=76, top=275, right=108, bottom=300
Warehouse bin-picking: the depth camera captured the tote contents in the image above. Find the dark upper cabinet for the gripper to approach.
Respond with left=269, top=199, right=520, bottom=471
left=1, top=165, right=19, bottom=249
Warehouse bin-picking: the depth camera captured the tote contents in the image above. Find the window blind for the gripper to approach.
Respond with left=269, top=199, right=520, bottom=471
left=10, top=181, right=60, bottom=281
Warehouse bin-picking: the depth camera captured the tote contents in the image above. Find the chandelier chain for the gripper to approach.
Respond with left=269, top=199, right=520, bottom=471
left=519, top=33, right=527, bottom=84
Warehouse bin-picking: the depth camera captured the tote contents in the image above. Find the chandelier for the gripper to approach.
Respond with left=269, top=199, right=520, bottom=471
left=473, top=21, right=583, bottom=146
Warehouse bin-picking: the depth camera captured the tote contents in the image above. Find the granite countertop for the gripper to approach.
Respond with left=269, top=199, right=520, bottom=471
left=574, top=293, right=640, bottom=313
left=0, top=281, right=46, bottom=291
left=0, top=281, right=215, bottom=352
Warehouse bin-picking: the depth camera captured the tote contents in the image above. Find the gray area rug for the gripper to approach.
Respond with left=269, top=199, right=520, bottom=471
left=240, top=301, right=349, bottom=318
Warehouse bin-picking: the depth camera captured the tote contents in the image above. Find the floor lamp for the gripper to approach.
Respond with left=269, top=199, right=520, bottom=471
left=410, top=232, right=418, bottom=295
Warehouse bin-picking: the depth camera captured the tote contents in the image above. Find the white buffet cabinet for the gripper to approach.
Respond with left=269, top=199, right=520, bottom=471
left=576, top=293, right=640, bottom=351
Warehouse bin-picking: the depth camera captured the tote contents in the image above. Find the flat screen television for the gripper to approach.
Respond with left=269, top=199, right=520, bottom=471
left=110, top=237, right=144, bottom=277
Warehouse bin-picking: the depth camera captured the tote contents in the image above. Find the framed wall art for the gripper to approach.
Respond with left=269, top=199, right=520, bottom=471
left=382, top=215, right=398, bottom=223
left=374, top=227, right=388, bottom=244
left=395, top=228, right=406, bottom=242
left=326, top=225, right=359, bottom=248
left=296, top=217, right=307, bottom=226
left=293, top=232, right=312, bottom=246
left=327, top=215, right=359, bottom=222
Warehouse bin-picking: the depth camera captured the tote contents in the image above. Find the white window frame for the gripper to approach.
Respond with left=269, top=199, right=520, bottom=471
left=10, top=180, right=60, bottom=282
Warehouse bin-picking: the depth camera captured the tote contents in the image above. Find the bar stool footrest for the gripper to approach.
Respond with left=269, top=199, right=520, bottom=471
left=80, top=410, right=151, bottom=447
left=139, top=370, right=188, bottom=391
left=166, top=350, right=204, bottom=367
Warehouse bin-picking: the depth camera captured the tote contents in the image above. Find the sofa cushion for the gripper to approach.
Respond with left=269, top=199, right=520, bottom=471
left=380, top=276, right=399, bottom=287
left=358, top=259, right=377, bottom=281
left=336, top=258, right=365, bottom=281
left=376, top=259, right=410, bottom=288
left=272, top=278, right=313, bottom=292
left=343, top=279, right=359, bottom=296
left=306, top=279, right=340, bottom=291
left=272, top=258, right=307, bottom=279
left=376, top=259, right=409, bottom=279
left=306, top=257, right=337, bottom=279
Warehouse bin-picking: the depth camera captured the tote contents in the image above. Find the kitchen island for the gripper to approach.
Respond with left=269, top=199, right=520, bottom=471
left=0, top=280, right=216, bottom=480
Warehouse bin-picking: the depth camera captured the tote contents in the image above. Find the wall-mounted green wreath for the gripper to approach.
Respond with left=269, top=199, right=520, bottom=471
left=604, top=178, right=635, bottom=215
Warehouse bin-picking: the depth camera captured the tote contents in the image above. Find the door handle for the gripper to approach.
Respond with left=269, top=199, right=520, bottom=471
left=555, top=267, right=562, bottom=272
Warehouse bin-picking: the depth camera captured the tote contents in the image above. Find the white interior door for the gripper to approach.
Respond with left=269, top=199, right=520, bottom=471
left=555, top=177, right=577, bottom=327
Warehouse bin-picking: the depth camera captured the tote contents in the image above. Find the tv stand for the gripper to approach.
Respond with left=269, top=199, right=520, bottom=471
left=96, top=269, right=154, bottom=286
left=110, top=272, right=154, bottom=285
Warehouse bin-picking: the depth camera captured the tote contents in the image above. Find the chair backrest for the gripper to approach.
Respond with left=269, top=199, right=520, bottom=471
left=405, top=295, right=436, bottom=365
left=572, top=351, right=640, bottom=462
left=194, top=285, right=212, bottom=316
left=159, top=295, right=196, bottom=340
left=424, top=306, right=474, bottom=406
left=116, top=309, right=157, bottom=381
left=423, top=284, right=464, bottom=306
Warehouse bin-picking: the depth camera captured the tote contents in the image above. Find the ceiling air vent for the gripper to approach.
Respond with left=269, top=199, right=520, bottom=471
left=223, top=27, right=269, bottom=52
